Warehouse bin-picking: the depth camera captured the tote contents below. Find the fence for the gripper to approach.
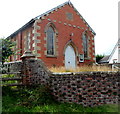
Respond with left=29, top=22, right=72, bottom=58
left=112, top=63, right=120, bottom=71
left=1, top=61, right=22, bottom=86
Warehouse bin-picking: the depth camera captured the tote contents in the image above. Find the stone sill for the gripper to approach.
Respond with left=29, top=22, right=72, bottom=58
left=46, top=55, right=57, bottom=58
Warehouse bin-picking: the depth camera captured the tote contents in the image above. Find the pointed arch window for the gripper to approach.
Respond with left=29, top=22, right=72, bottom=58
left=26, top=32, right=30, bottom=50
left=46, top=26, right=55, bottom=55
left=82, top=33, right=88, bottom=58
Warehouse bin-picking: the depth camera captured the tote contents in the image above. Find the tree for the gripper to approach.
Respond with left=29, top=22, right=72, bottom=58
left=0, top=38, right=15, bottom=64
left=96, top=54, right=104, bottom=63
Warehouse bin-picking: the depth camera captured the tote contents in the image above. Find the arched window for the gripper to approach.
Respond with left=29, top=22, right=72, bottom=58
left=82, top=33, right=88, bottom=58
left=26, top=32, right=30, bottom=50
left=46, top=26, right=55, bottom=55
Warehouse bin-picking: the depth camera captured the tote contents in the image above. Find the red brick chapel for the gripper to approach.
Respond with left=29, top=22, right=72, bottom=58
left=8, top=1, right=96, bottom=68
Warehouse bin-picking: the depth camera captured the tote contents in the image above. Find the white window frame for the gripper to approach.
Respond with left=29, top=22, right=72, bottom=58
left=79, top=54, right=84, bottom=62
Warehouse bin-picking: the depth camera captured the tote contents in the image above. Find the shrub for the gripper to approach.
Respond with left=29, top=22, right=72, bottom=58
left=19, top=85, right=57, bottom=106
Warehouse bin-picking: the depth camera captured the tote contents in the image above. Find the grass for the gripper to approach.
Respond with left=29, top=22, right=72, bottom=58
left=49, top=65, right=116, bottom=73
left=2, top=86, right=119, bottom=113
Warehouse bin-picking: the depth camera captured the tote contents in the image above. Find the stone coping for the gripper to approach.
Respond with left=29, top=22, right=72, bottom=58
left=4, top=60, right=22, bottom=64
left=52, top=71, right=119, bottom=76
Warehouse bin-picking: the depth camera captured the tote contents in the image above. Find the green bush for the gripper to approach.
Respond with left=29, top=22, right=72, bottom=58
left=2, top=86, right=119, bottom=112
left=18, top=85, right=57, bottom=106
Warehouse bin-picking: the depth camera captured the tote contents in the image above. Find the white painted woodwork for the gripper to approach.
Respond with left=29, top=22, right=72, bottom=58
left=65, top=45, right=76, bottom=69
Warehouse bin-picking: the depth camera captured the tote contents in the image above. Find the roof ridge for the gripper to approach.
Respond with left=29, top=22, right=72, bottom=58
left=7, top=1, right=96, bottom=38
left=34, top=1, right=95, bottom=35
left=34, top=1, right=71, bottom=20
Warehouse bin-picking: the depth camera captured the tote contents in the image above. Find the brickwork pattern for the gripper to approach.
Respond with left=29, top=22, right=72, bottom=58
left=4, top=61, right=22, bottom=73
left=9, top=3, right=96, bottom=67
left=20, top=57, right=119, bottom=107
left=4, top=57, right=120, bottom=107
left=21, top=58, right=51, bottom=85
left=50, top=72, right=119, bottom=107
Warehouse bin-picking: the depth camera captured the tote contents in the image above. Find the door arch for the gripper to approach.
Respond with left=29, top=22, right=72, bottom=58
left=65, top=45, right=76, bottom=69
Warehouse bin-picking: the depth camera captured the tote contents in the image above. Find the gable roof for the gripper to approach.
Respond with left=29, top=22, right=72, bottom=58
left=99, top=39, right=119, bottom=64
left=98, top=55, right=110, bottom=63
left=7, top=1, right=96, bottom=39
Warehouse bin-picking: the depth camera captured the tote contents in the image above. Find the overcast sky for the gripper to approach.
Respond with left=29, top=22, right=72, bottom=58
left=0, top=0, right=119, bottom=55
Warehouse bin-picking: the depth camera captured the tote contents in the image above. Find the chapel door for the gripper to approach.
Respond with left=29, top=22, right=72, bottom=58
left=65, top=45, right=76, bottom=69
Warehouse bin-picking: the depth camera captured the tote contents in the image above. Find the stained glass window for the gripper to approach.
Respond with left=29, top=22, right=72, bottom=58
left=46, top=26, right=55, bottom=55
left=82, top=34, right=88, bottom=58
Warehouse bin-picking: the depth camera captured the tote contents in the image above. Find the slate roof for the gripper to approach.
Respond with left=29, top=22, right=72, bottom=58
left=99, top=39, right=119, bottom=64
left=34, top=1, right=71, bottom=20
left=98, top=55, right=110, bottom=63
left=7, top=1, right=96, bottom=39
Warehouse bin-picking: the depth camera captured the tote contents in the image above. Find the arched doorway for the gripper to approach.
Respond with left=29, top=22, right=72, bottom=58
left=65, top=45, right=76, bottom=69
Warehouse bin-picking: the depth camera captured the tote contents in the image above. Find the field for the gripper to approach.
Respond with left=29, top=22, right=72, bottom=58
left=2, top=86, right=119, bottom=113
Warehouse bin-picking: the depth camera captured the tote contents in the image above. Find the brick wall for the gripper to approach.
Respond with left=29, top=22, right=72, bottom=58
left=21, top=57, right=51, bottom=85
left=20, top=56, right=119, bottom=107
left=35, top=4, right=95, bottom=67
left=50, top=72, right=119, bottom=107
left=9, top=3, right=95, bottom=67
left=4, top=56, right=119, bottom=107
left=4, top=61, right=22, bottom=73
left=9, top=24, right=34, bottom=61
